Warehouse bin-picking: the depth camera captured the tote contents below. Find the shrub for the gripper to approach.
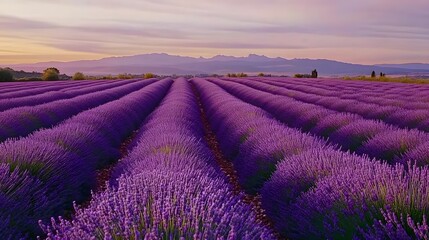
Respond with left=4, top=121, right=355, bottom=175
left=143, top=73, right=156, bottom=79
left=294, top=73, right=312, bottom=78
left=0, top=68, right=13, bottom=82
left=117, top=73, right=133, bottom=79
left=258, top=73, right=265, bottom=77
left=227, top=73, right=247, bottom=78
left=102, top=74, right=115, bottom=80
left=72, top=72, right=86, bottom=80
left=42, top=68, right=60, bottom=81
left=16, top=77, right=42, bottom=81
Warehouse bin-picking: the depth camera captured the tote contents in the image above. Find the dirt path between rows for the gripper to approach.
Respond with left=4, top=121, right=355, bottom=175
left=190, top=80, right=281, bottom=239
left=94, top=130, right=139, bottom=193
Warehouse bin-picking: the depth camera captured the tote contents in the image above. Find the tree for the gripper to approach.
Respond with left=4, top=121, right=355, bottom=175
left=46, top=67, right=59, bottom=74
left=0, top=68, right=13, bottom=82
left=42, top=68, right=60, bottom=81
left=371, top=71, right=376, bottom=78
left=258, top=73, right=265, bottom=77
left=72, top=72, right=86, bottom=80
left=311, top=69, right=318, bottom=78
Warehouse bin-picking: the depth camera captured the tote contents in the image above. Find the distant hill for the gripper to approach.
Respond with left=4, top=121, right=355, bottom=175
left=4, top=53, right=429, bottom=76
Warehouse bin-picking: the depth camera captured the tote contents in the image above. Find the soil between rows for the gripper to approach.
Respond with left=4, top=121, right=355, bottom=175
left=190, top=81, right=281, bottom=239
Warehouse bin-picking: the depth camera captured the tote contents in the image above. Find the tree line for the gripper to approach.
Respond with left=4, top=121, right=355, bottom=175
left=0, top=67, right=158, bottom=82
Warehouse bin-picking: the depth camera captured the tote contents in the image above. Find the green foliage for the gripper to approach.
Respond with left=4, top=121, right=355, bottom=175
left=295, top=70, right=318, bottom=79
left=102, top=75, right=115, bottom=80
left=46, top=67, right=60, bottom=74
left=0, top=68, right=14, bottom=82
left=259, top=73, right=272, bottom=77
left=16, top=77, right=43, bottom=81
left=143, top=73, right=156, bottom=79
left=226, top=73, right=247, bottom=78
left=72, top=72, right=86, bottom=80
left=371, top=71, right=376, bottom=78
left=294, top=73, right=312, bottom=78
left=117, top=73, right=133, bottom=79
left=42, top=68, right=60, bottom=81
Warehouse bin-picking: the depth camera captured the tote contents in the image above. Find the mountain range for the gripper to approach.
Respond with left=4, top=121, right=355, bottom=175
left=4, top=53, right=429, bottom=76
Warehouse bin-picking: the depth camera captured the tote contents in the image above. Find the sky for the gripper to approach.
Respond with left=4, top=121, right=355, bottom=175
left=0, top=0, right=428, bottom=65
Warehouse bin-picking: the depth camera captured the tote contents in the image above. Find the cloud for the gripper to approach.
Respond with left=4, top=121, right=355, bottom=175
left=176, top=41, right=306, bottom=50
left=0, top=15, right=56, bottom=30
left=0, top=49, right=24, bottom=53
left=0, top=1, right=429, bottom=64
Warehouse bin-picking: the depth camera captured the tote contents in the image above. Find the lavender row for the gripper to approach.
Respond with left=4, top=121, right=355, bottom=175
left=0, top=80, right=130, bottom=100
left=0, top=80, right=86, bottom=93
left=58, top=79, right=125, bottom=92
left=211, top=78, right=429, bottom=166
left=0, top=79, right=172, bottom=238
left=259, top=78, right=429, bottom=128
left=40, top=79, right=275, bottom=239
left=0, top=80, right=123, bottom=100
left=264, top=77, right=429, bottom=102
left=193, top=78, right=429, bottom=239
left=262, top=145, right=429, bottom=239
left=0, top=80, right=101, bottom=99
left=259, top=77, right=429, bottom=109
left=0, top=79, right=138, bottom=112
left=0, top=79, right=157, bottom=142
left=247, top=77, right=429, bottom=135
left=191, top=78, right=328, bottom=193
left=229, top=77, right=429, bottom=132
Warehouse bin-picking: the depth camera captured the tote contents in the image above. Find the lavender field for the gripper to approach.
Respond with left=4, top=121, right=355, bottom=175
left=1, top=77, right=429, bottom=240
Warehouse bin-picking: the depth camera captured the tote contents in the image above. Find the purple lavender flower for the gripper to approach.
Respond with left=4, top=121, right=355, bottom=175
left=399, top=142, right=429, bottom=167
left=261, top=149, right=373, bottom=237
left=41, top=78, right=275, bottom=239
left=0, top=164, right=49, bottom=238
left=357, top=129, right=429, bottom=162
left=286, top=163, right=429, bottom=239
left=0, top=79, right=158, bottom=142
left=41, top=170, right=274, bottom=239
left=330, top=119, right=392, bottom=151
left=311, top=112, right=361, bottom=138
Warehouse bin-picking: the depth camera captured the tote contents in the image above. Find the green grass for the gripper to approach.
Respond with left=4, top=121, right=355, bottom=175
left=342, top=76, right=429, bottom=84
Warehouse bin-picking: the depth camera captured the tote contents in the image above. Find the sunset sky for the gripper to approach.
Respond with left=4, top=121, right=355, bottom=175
left=1, top=0, right=428, bottom=65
